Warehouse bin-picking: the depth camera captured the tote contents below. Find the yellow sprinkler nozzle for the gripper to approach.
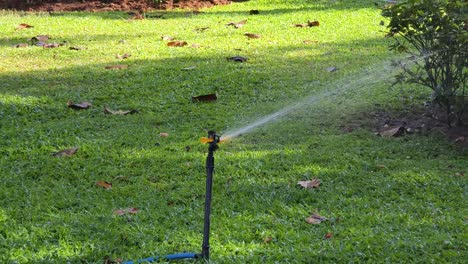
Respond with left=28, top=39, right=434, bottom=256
left=200, top=137, right=214, bottom=144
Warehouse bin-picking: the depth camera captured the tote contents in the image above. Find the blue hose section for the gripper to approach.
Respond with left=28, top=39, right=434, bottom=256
left=122, top=253, right=198, bottom=264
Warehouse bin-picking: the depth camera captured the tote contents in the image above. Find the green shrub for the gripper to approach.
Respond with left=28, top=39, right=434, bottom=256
left=382, top=0, right=467, bottom=127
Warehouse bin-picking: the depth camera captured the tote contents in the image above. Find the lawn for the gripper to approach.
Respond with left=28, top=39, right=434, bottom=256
left=0, top=0, right=466, bottom=263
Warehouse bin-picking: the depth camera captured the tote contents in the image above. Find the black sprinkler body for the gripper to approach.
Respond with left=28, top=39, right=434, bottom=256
left=200, top=131, right=220, bottom=260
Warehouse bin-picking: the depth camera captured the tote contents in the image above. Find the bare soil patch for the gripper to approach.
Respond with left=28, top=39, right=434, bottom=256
left=0, top=0, right=231, bottom=11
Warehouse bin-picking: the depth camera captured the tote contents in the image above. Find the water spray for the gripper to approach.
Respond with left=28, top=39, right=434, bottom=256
left=122, top=131, right=221, bottom=263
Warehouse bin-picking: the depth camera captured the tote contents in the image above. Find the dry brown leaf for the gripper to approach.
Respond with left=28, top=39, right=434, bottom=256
left=69, top=46, right=86, bottom=51
left=194, top=27, right=209, bottom=32
left=298, top=178, right=321, bottom=189
left=306, top=212, right=327, bottom=225
left=263, top=236, right=273, bottom=244
left=324, top=232, right=333, bottom=239
left=227, top=19, right=247, bottom=28
left=379, top=126, right=405, bottom=137
left=161, top=35, right=175, bottom=41
left=244, top=33, right=261, bottom=39
left=116, top=53, right=131, bottom=59
left=16, top=23, right=34, bottom=30
left=113, top=207, right=139, bottom=216
left=104, top=106, right=138, bottom=115
left=192, top=93, right=217, bottom=102
left=167, top=41, right=188, bottom=47
left=105, top=64, right=128, bottom=70
left=14, top=43, right=28, bottom=48
left=31, top=35, right=49, bottom=43
left=160, top=132, right=169, bottom=137
left=308, top=20, right=320, bottom=27
left=52, top=147, right=79, bottom=157
left=43, top=43, right=62, bottom=49
left=67, top=100, right=92, bottom=109
left=227, top=56, right=248, bottom=62
left=96, top=181, right=112, bottom=189
left=191, top=44, right=201, bottom=48
left=303, top=40, right=319, bottom=44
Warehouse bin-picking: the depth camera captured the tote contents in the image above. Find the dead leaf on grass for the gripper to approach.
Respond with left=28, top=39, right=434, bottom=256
left=116, top=53, right=131, bottom=59
left=69, top=46, right=86, bottom=51
left=192, top=93, right=217, bottom=102
left=227, top=56, right=248, bottom=62
left=263, top=236, right=273, bottom=243
left=104, top=106, right=139, bottom=115
left=161, top=35, right=175, bottom=41
left=96, top=180, right=112, bottom=189
left=31, top=35, right=49, bottom=43
left=454, top=136, right=465, bottom=143
left=191, top=44, right=201, bottom=48
left=194, top=27, right=209, bottom=32
left=105, top=64, right=128, bottom=70
left=324, top=232, right=333, bottom=239
left=294, top=20, right=320, bottom=27
left=298, top=178, right=321, bottom=189
left=16, top=23, right=34, bottom=30
left=13, top=43, right=28, bottom=48
left=379, top=126, right=405, bottom=137
left=306, top=212, right=327, bottom=225
left=114, top=207, right=139, bottom=216
left=303, top=40, right=319, bottom=44
left=244, top=33, right=261, bottom=39
left=182, top=66, right=196, bottom=70
left=227, top=19, right=247, bottom=28
left=43, top=43, right=63, bottom=49
left=167, top=41, right=188, bottom=47
left=52, top=147, right=79, bottom=157
left=67, top=100, right=92, bottom=109
left=159, top=132, right=169, bottom=137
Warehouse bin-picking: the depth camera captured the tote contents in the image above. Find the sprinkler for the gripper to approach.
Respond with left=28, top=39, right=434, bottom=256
left=121, top=131, right=220, bottom=264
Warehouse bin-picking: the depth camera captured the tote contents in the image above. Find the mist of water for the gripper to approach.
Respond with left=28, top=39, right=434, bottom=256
left=220, top=56, right=413, bottom=141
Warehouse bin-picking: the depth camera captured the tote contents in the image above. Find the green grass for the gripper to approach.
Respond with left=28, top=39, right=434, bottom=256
left=0, top=0, right=466, bottom=263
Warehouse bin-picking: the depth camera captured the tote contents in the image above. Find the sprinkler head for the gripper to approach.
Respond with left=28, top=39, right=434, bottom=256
left=200, top=131, right=221, bottom=144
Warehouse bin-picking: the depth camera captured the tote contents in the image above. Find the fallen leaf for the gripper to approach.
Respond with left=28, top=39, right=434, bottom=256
left=455, top=172, right=464, bottom=177
left=105, top=64, right=128, bottom=70
left=67, top=100, right=92, bottom=109
left=31, top=35, right=49, bottom=43
left=306, top=212, right=327, bottom=225
left=454, top=136, right=465, bottom=143
left=308, top=20, right=320, bottom=27
left=69, top=46, right=86, bottom=50
left=298, top=178, right=321, bottom=189
left=167, top=41, right=188, bottom=47
left=96, top=181, right=113, bottom=189
left=160, top=132, right=169, bottom=137
left=303, top=40, right=319, bottom=44
left=114, top=207, right=139, bottom=216
left=113, top=209, right=126, bottom=216
left=104, top=106, right=138, bottom=115
left=194, top=27, right=209, bottom=32
left=116, top=53, right=131, bottom=59
left=161, top=35, right=175, bottom=41
left=379, top=126, right=405, bottom=137
left=13, top=43, right=28, bottom=48
left=326, top=67, right=338, bottom=72
left=227, top=56, right=248, bottom=62
left=324, top=232, right=333, bottom=239
left=191, top=44, right=201, bottom=48
left=227, top=19, right=247, bottom=28
left=43, top=43, right=62, bottom=49
left=294, top=23, right=307, bottom=27
left=16, top=23, right=33, bottom=30
left=52, top=147, right=79, bottom=157
left=250, top=10, right=259, bottom=15
left=263, top=236, right=273, bottom=243
left=244, top=33, right=261, bottom=39
left=192, top=93, right=217, bottom=102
